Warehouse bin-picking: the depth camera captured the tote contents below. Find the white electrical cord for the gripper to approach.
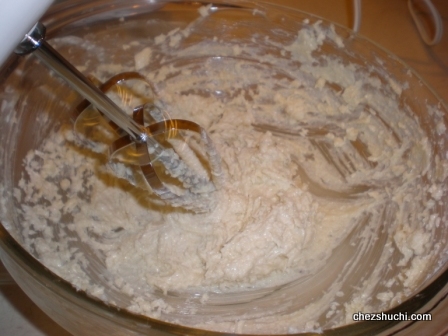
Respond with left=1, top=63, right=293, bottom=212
left=351, top=0, right=443, bottom=46
left=352, top=0, right=362, bottom=33
left=408, top=0, right=443, bottom=45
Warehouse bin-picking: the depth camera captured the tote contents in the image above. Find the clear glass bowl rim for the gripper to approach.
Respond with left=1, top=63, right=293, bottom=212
left=0, top=1, right=447, bottom=335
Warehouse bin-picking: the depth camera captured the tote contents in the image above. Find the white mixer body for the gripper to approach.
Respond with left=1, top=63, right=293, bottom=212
left=0, top=0, right=53, bottom=66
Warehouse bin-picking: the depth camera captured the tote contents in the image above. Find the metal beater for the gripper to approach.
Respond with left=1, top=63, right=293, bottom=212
left=15, top=22, right=222, bottom=212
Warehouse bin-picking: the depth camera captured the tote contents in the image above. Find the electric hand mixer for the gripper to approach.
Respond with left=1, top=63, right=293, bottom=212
left=0, top=1, right=223, bottom=212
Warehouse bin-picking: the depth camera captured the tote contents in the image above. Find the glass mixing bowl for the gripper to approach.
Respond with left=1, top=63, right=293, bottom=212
left=1, top=1, right=447, bottom=335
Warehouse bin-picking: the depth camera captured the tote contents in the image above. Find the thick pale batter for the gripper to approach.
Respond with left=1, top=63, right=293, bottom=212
left=3, top=5, right=448, bottom=334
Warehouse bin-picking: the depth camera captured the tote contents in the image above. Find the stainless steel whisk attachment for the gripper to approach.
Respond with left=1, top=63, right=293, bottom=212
left=15, top=23, right=223, bottom=212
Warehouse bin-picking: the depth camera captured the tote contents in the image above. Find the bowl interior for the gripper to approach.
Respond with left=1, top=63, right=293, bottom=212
left=1, top=1, right=448, bottom=335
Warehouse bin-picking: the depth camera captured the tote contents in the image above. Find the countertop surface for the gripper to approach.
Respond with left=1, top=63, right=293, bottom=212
left=1, top=0, right=447, bottom=335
